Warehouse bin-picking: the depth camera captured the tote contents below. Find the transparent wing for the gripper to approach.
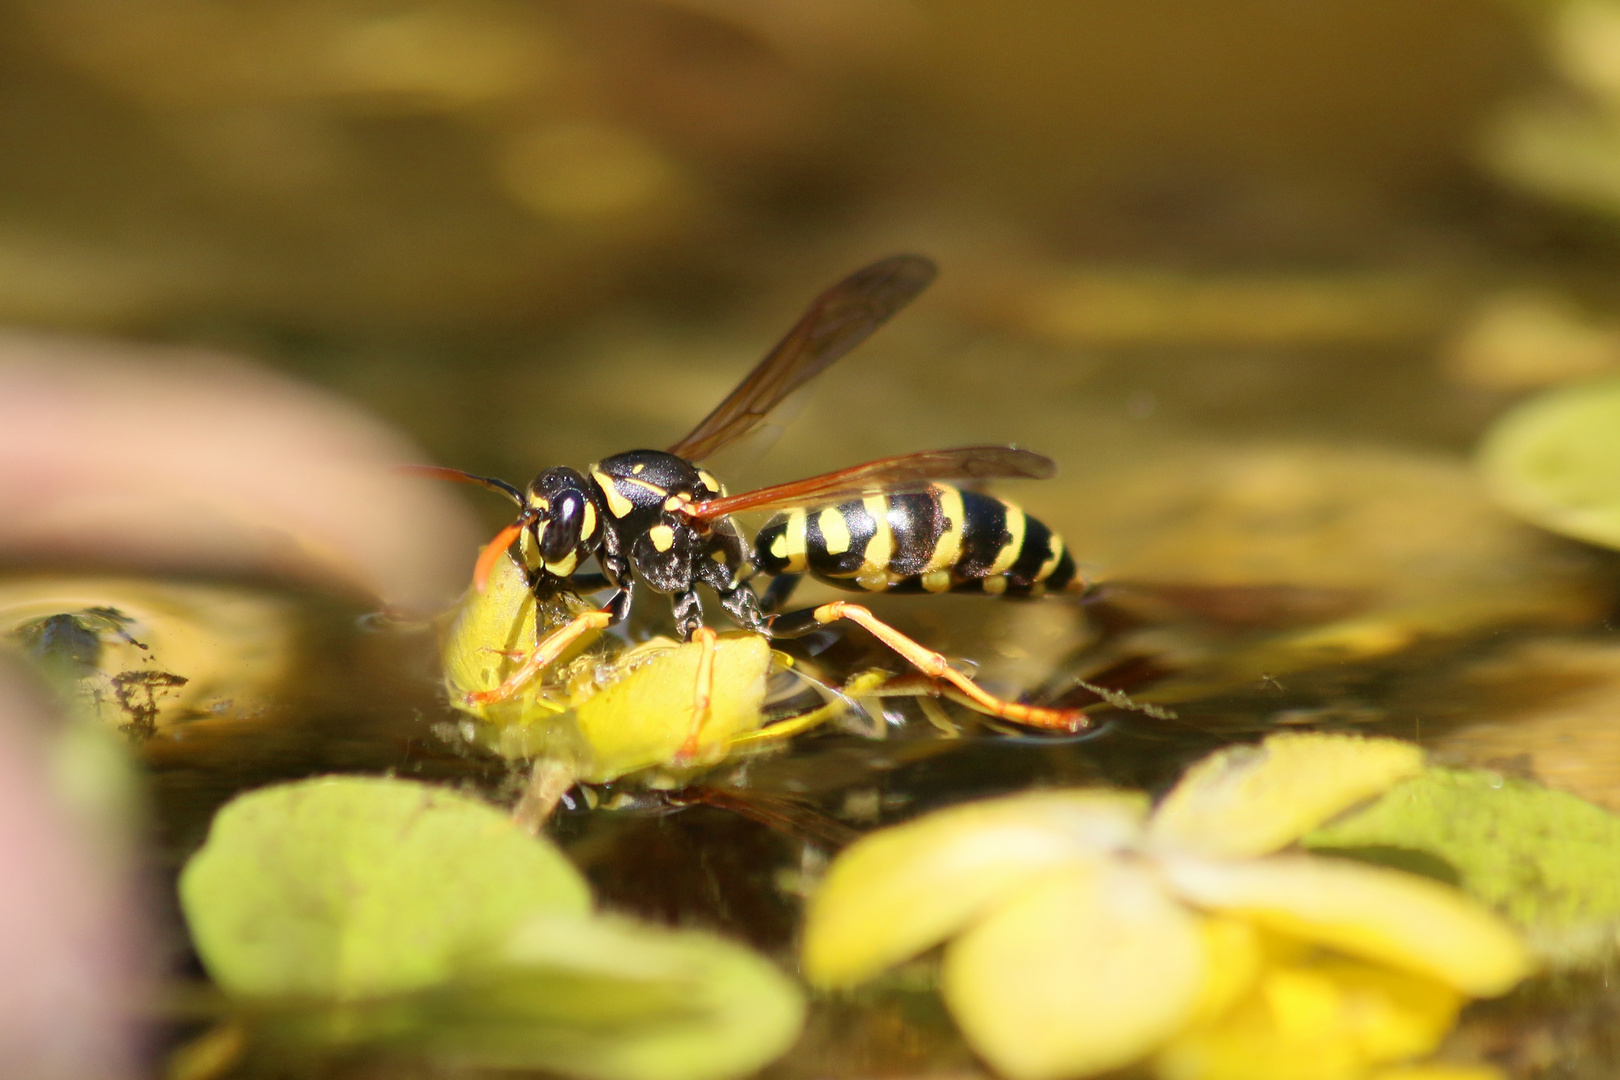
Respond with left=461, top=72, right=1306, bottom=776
left=667, top=254, right=938, bottom=463
left=684, top=446, right=1055, bottom=519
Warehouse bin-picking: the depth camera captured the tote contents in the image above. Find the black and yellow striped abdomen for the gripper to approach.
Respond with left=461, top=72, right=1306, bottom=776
left=754, top=484, right=1079, bottom=597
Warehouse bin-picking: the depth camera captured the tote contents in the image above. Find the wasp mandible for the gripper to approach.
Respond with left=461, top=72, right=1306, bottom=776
left=410, top=256, right=1087, bottom=754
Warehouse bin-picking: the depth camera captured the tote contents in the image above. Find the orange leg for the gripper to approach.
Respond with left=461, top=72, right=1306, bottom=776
left=466, top=608, right=614, bottom=706
left=676, top=627, right=719, bottom=762
left=805, top=602, right=1089, bottom=732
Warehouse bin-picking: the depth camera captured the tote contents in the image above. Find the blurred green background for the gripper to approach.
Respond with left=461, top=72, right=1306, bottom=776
left=0, top=1, right=1581, bottom=488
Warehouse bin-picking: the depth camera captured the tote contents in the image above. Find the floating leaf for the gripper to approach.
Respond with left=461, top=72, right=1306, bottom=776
left=1305, top=767, right=1620, bottom=963
left=406, top=914, right=805, bottom=1080
left=1148, top=733, right=1424, bottom=859
left=1478, top=375, right=1620, bottom=550
left=1155, top=942, right=1464, bottom=1080
left=802, top=790, right=1149, bottom=989
left=180, top=776, right=590, bottom=999
left=1160, top=854, right=1530, bottom=996
left=943, top=861, right=1205, bottom=1080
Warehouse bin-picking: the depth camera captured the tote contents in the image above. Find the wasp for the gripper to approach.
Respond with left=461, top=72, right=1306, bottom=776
left=411, top=255, right=1087, bottom=756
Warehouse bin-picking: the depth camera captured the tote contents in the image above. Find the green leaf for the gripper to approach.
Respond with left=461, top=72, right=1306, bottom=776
left=179, top=776, right=591, bottom=999
left=1148, top=733, right=1424, bottom=859
left=1305, top=767, right=1620, bottom=964
left=418, top=914, right=805, bottom=1080
left=942, top=862, right=1205, bottom=1080
left=802, top=790, right=1149, bottom=989
left=1479, top=375, right=1620, bottom=550
left=249, top=915, right=806, bottom=1080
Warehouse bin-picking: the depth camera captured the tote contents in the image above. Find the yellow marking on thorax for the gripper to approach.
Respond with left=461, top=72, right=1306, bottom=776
left=593, top=469, right=634, bottom=517
left=783, top=509, right=809, bottom=572
left=648, top=524, right=676, bottom=552
left=925, top=485, right=964, bottom=573
left=817, top=508, right=851, bottom=555
left=532, top=496, right=550, bottom=511
left=1035, top=533, right=1065, bottom=582
left=989, top=504, right=1026, bottom=576
left=631, top=463, right=645, bottom=474
left=921, top=569, right=952, bottom=593
left=696, top=469, right=722, bottom=494
left=664, top=493, right=693, bottom=512
left=620, top=476, right=668, bottom=499
left=711, top=549, right=728, bottom=563
left=544, top=550, right=578, bottom=577
left=580, top=501, right=597, bottom=539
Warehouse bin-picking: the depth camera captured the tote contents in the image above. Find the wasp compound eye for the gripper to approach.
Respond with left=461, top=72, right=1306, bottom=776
left=540, top=492, right=585, bottom=562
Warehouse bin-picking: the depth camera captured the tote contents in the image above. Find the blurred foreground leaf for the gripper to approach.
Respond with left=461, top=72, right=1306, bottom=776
left=1479, top=376, right=1620, bottom=551
left=180, top=776, right=805, bottom=1080
left=413, top=915, right=804, bottom=1080
left=257, top=913, right=806, bottom=1080
left=180, top=775, right=590, bottom=999
left=1306, top=768, right=1620, bottom=964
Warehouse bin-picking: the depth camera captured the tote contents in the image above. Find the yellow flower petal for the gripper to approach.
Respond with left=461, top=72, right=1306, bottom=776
left=943, top=862, right=1205, bottom=1080
left=801, top=790, right=1148, bottom=989
left=1155, top=949, right=1464, bottom=1080
left=1183, top=916, right=1266, bottom=1027
left=570, top=633, right=772, bottom=782
left=1369, top=1065, right=1505, bottom=1080
left=1160, top=854, right=1531, bottom=996
left=1149, top=733, right=1424, bottom=859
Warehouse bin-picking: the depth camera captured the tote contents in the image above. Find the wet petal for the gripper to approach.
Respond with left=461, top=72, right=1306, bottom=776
left=943, top=861, right=1205, bottom=1080
left=1155, top=948, right=1464, bottom=1080
left=802, top=790, right=1149, bottom=989
left=1149, top=733, right=1424, bottom=859
left=1159, top=854, right=1530, bottom=996
left=570, top=633, right=773, bottom=783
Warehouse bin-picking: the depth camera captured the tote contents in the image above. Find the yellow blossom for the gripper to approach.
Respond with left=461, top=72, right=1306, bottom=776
left=800, top=732, right=1531, bottom=1080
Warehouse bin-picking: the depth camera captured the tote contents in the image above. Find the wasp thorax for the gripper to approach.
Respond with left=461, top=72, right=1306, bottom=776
left=525, top=467, right=600, bottom=565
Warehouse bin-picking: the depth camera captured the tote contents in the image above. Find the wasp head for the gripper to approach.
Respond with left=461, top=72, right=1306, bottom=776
left=525, top=467, right=600, bottom=566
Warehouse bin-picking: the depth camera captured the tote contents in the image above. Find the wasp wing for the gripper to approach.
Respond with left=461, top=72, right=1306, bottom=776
left=684, top=446, right=1055, bottom=520
left=667, top=254, right=938, bottom=463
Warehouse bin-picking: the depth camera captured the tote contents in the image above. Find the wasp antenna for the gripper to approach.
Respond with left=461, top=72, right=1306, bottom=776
left=397, top=464, right=524, bottom=507
left=473, top=518, right=529, bottom=592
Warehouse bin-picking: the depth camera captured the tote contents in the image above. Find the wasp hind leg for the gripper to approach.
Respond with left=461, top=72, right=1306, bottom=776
left=766, top=601, right=1089, bottom=732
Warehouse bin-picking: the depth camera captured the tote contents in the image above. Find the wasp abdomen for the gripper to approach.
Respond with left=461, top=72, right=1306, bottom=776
left=755, top=484, right=1079, bottom=597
